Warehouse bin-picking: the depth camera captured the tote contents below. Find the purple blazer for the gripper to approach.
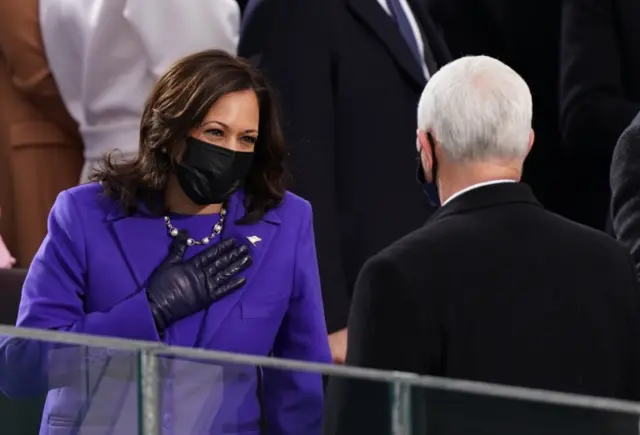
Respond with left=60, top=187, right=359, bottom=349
left=1, top=183, right=331, bottom=435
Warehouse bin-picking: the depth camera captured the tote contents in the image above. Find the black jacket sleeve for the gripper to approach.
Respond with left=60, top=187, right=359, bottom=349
left=323, top=254, right=432, bottom=435
left=611, top=114, right=640, bottom=276
left=560, top=0, right=640, bottom=156
left=239, top=0, right=350, bottom=332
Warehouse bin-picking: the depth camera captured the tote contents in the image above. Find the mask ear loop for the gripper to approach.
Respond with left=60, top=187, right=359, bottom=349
left=426, top=132, right=438, bottom=184
left=422, top=132, right=441, bottom=208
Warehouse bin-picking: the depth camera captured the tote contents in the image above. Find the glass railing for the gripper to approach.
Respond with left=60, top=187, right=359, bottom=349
left=0, top=324, right=639, bottom=434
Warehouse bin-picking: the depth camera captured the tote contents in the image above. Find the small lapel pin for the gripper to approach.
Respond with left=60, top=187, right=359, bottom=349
left=247, top=235, right=262, bottom=246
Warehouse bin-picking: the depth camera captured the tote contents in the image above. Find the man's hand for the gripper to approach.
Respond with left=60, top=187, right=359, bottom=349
left=328, top=328, right=348, bottom=364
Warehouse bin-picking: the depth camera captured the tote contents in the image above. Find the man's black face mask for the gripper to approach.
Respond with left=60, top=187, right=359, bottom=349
left=416, top=132, right=441, bottom=207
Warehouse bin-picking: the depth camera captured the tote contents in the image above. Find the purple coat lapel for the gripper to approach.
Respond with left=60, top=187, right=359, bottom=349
left=197, top=191, right=281, bottom=347
left=108, top=208, right=168, bottom=291
left=109, top=203, right=210, bottom=348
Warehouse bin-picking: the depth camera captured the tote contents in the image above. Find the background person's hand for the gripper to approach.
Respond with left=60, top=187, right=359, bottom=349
left=146, top=232, right=253, bottom=333
left=328, top=328, right=348, bottom=364
left=0, top=234, right=15, bottom=269
left=0, top=208, right=15, bottom=269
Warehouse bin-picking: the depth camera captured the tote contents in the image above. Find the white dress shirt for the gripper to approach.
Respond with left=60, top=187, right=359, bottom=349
left=39, top=0, right=240, bottom=162
left=377, top=0, right=430, bottom=79
left=443, top=180, right=516, bottom=206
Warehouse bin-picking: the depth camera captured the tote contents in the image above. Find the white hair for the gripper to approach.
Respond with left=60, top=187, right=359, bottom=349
left=417, top=55, right=532, bottom=162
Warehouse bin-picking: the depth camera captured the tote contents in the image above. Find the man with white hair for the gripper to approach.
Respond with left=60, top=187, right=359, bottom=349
left=324, top=56, right=640, bottom=435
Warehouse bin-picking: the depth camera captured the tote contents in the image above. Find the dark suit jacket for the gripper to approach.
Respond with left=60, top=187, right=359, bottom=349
left=237, top=0, right=248, bottom=12
left=238, top=0, right=273, bottom=63
left=560, top=0, right=640, bottom=229
left=239, top=0, right=451, bottom=332
left=611, top=113, right=640, bottom=277
left=426, top=0, right=574, bottom=222
left=324, top=182, right=640, bottom=435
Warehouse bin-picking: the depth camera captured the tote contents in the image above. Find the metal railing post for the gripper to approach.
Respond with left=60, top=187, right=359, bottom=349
left=391, top=378, right=413, bottom=435
left=139, top=350, right=161, bottom=435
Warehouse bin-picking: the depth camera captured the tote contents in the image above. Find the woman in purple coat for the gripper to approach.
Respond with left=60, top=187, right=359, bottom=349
left=0, top=50, right=331, bottom=434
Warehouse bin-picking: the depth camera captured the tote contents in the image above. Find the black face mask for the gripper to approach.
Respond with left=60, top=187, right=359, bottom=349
left=176, top=137, right=254, bottom=205
left=416, top=133, right=441, bottom=208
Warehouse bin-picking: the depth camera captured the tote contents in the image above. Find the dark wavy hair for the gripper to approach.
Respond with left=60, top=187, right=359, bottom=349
left=92, top=49, right=289, bottom=224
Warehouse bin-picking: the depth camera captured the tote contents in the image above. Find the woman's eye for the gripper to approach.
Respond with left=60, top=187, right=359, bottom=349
left=205, top=129, right=224, bottom=137
left=242, top=136, right=258, bottom=145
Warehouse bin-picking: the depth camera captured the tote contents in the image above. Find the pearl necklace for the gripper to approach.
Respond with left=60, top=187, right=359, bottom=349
left=164, top=208, right=227, bottom=246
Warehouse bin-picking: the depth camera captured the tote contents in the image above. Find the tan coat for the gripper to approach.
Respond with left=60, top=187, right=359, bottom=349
left=0, top=0, right=84, bottom=266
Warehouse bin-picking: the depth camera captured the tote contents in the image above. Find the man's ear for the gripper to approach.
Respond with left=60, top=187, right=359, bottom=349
left=417, top=129, right=434, bottom=182
left=526, top=129, right=535, bottom=156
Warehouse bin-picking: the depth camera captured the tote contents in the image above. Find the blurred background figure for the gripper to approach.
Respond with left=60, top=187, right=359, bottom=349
left=0, top=0, right=83, bottom=267
left=426, top=0, right=572, bottom=226
left=325, top=55, right=640, bottom=435
left=240, top=0, right=451, bottom=363
left=560, top=0, right=640, bottom=231
left=40, top=0, right=241, bottom=183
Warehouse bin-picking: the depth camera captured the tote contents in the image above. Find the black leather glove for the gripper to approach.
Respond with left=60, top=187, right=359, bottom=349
left=146, top=232, right=252, bottom=333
